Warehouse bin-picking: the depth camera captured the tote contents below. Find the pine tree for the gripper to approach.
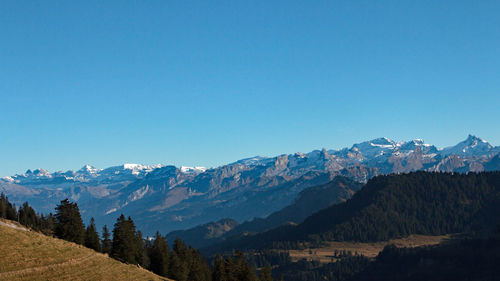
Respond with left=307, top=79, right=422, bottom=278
left=0, top=193, right=18, bottom=220
left=169, top=253, right=189, bottom=281
left=54, top=198, right=85, bottom=244
left=224, top=257, right=237, bottom=281
left=111, top=214, right=140, bottom=264
left=213, top=254, right=227, bottom=281
left=234, top=251, right=258, bottom=281
left=101, top=225, right=112, bottom=254
left=168, top=239, right=191, bottom=281
left=85, top=217, right=101, bottom=252
left=187, top=247, right=211, bottom=281
left=135, top=230, right=149, bottom=267
left=18, top=202, right=37, bottom=228
left=38, top=213, right=56, bottom=235
left=258, top=264, right=273, bottom=281
left=149, top=232, right=170, bottom=277
left=0, top=193, right=7, bottom=218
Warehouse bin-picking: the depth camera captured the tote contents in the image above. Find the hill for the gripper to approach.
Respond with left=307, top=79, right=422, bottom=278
left=206, top=171, right=500, bottom=252
left=226, top=176, right=362, bottom=236
left=2, top=135, right=499, bottom=235
left=0, top=219, right=170, bottom=281
left=166, top=176, right=361, bottom=248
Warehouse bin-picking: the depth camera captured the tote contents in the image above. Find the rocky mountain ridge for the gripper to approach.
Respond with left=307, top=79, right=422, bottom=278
left=1, top=135, right=499, bottom=235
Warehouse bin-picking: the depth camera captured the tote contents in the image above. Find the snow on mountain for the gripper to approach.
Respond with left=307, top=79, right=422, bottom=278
left=6, top=163, right=166, bottom=185
left=349, top=137, right=397, bottom=159
left=441, top=135, right=494, bottom=157
left=78, top=164, right=100, bottom=174
left=180, top=166, right=207, bottom=174
left=1, top=176, right=14, bottom=183
left=1, top=135, right=499, bottom=235
left=398, top=139, right=438, bottom=154
left=233, top=156, right=272, bottom=166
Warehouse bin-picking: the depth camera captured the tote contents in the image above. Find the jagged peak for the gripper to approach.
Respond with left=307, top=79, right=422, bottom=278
left=370, top=137, right=395, bottom=145
left=441, top=135, right=493, bottom=156
left=465, top=134, right=489, bottom=144
left=79, top=164, right=99, bottom=173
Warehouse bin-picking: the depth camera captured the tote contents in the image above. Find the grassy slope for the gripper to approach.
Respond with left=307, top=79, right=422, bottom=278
left=0, top=219, right=171, bottom=281
left=285, top=234, right=453, bottom=263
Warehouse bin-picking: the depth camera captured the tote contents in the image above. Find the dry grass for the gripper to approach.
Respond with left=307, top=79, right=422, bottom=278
left=0, top=219, right=171, bottom=281
left=286, top=234, right=453, bottom=263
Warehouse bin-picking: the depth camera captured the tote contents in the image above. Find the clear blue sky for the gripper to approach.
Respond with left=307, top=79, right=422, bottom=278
left=1, top=1, right=499, bottom=176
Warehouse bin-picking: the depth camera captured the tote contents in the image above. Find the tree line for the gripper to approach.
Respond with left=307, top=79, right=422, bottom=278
left=0, top=193, right=56, bottom=234
left=0, top=194, right=275, bottom=281
left=213, top=171, right=500, bottom=251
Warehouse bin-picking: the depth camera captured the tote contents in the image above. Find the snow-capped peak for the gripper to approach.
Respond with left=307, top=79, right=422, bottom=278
left=398, top=139, right=437, bottom=154
left=123, top=163, right=141, bottom=170
left=369, top=137, right=395, bottom=146
left=349, top=137, right=397, bottom=159
left=441, top=135, right=493, bottom=156
left=234, top=156, right=271, bottom=166
left=111, top=163, right=164, bottom=176
left=1, top=176, right=14, bottom=182
left=79, top=164, right=100, bottom=174
left=180, top=166, right=207, bottom=174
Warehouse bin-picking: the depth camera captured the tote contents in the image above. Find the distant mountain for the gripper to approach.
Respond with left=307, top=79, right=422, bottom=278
left=1, top=135, right=499, bottom=235
left=441, top=135, right=494, bottom=157
left=166, top=176, right=362, bottom=248
left=165, top=218, right=240, bottom=249
left=207, top=171, right=500, bottom=252
left=226, top=176, right=362, bottom=235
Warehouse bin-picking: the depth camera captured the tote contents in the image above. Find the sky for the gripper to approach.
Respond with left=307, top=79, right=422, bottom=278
left=1, top=1, right=499, bottom=176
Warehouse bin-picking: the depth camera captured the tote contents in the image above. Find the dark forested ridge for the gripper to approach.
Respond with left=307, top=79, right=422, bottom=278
left=351, top=235, right=500, bottom=281
left=207, top=171, right=500, bottom=252
left=166, top=176, right=361, bottom=249
left=3, top=171, right=500, bottom=281
left=271, top=233, right=500, bottom=281
left=226, top=176, right=362, bottom=237
left=300, top=171, right=500, bottom=242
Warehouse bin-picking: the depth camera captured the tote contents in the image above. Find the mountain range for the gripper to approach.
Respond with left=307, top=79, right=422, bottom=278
left=1, top=135, right=499, bottom=235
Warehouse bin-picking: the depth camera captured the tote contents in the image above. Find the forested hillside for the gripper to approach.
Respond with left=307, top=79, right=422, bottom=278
left=167, top=176, right=361, bottom=248
left=227, top=176, right=362, bottom=236
left=208, top=171, right=500, bottom=251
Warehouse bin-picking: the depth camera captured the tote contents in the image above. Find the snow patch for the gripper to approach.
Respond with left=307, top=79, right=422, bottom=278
left=180, top=166, right=207, bottom=174
left=128, top=185, right=150, bottom=202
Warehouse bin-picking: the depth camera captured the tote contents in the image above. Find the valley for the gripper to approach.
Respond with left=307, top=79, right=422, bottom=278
left=1, top=135, right=499, bottom=236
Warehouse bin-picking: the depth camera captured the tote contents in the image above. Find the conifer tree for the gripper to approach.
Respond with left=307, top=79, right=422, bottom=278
left=101, top=225, right=112, bottom=254
left=19, top=202, right=37, bottom=228
left=258, top=264, right=273, bottom=281
left=234, top=251, right=258, bottom=281
left=169, top=253, right=189, bottom=281
left=38, top=213, right=56, bottom=235
left=0, top=193, right=8, bottom=218
left=54, top=198, right=85, bottom=244
left=111, top=214, right=140, bottom=264
left=168, top=239, right=190, bottom=281
left=187, top=247, right=211, bottom=281
left=0, top=193, right=18, bottom=220
left=85, top=217, right=101, bottom=252
left=213, top=254, right=227, bottom=281
left=135, top=230, right=149, bottom=267
left=149, top=232, right=170, bottom=277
